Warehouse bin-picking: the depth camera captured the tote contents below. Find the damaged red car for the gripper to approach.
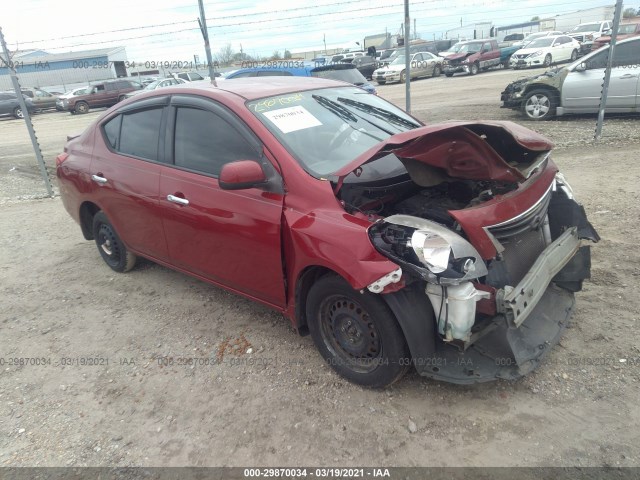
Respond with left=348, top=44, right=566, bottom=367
left=57, top=77, right=599, bottom=387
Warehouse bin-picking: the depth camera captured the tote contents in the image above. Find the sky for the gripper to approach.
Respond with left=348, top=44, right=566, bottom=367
left=2, top=0, right=625, bottom=61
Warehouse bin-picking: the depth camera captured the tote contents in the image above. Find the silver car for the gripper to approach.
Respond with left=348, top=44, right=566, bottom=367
left=501, top=36, right=640, bottom=120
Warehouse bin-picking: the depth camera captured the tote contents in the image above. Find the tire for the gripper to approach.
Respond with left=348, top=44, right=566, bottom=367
left=118, top=95, right=126, bottom=102
left=543, top=54, right=552, bottom=67
left=399, top=70, right=406, bottom=83
left=306, top=274, right=410, bottom=388
left=445, top=73, right=454, bottom=77
left=523, top=89, right=557, bottom=121
left=74, top=101, right=89, bottom=114
left=432, top=65, right=441, bottom=77
left=13, top=107, right=24, bottom=119
left=570, top=49, right=578, bottom=62
left=376, top=81, right=386, bottom=85
left=469, top=62, right=479, bottom=75
left=92, top=211, right=137, bottom=273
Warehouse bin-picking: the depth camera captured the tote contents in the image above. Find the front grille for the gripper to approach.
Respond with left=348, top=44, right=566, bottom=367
left=485, top=187, right=552, bottom=287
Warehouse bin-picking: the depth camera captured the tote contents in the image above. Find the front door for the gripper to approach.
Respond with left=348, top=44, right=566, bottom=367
left=562, top=40, right=640, bottom=112
left=158, top=95, right=286, bottom=307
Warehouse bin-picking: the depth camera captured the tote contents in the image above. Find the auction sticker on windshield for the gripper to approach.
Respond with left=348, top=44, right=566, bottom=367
left=262, top=106, right=322, bottom=134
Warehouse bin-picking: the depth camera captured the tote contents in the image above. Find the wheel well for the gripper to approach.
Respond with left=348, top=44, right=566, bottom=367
left=523, top=85, right=560, bottom=103
left=79, top=201, right=100, bottom=240
left=294, top=266, right=339, bottom=336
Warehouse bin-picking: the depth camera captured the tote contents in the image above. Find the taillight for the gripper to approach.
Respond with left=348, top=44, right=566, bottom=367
left=55, top=153, right=69, bottom=167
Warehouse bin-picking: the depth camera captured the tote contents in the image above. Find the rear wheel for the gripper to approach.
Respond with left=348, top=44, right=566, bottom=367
left=92, top=211, right=137, bottom=272
left=376, top=81, right=386, bottom=85
left=74, top=101, right=89, bottom=114
left=118, top=95, right=126, bottom=102
left=445, top=72, right=454, bottom=77
left=543, top=54, right=552, bottom=67
left=306, top=274, right=410, bottom=388
left=523, top=89, right=557, bottom=121
left=399, top=70, right=406, bottom=83
left=570, top=49, right=578, bottom=62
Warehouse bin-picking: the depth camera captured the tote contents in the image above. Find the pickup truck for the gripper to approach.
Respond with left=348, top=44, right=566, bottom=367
left=442, top=39, right=501, bottom=76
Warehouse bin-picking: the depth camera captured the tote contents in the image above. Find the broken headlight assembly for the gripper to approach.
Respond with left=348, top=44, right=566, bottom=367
left=368, top=214, right=487, bottom=285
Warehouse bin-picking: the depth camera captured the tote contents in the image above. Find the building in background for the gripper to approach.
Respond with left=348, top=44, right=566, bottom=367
left=540, top=5, right=616, bottom=32
left=445, top=22, right=493, bottom=40
left=0, top=47, right=127, bottom=91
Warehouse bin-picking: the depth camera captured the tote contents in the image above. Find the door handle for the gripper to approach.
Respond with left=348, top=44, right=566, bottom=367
left=167, top=194, right=189, bottom=206
left=91, top=174, right=107, bottom=184
left=619, top=74, right=639, bottom=79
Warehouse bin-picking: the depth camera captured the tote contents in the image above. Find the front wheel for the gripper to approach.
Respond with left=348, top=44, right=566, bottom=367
left=399, top=70, right=406, bottom=83
left=570, top=49, right=578, bottom=62
left=445, top=72, right=454, bottom=77
left=306, top=275, right=410, bottom=388
left=376, top=81, right=386, bottom=85
left=469, top=62, right=479, bottom=75
left=432, top=65, right=441, bottom=77
left=13, top=107, right=24, bottom=119
left=523, top=89, right=557, bottom=120
left=543, top=54, right=552, bottom=67
left=74, top=101, right=89, bottom=114
left=92, top=211, right=137, bottom=272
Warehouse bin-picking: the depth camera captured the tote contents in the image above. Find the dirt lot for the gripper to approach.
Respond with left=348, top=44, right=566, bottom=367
left=1, top=68, right=639, bottom=467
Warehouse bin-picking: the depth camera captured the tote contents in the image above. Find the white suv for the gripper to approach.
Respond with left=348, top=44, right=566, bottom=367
left=568, top=21, right=612, bottom=53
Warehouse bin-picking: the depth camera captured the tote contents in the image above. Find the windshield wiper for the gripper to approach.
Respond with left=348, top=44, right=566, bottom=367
left=312, top=94, right=394, bottom=136
left=336, top=97, right=421, bottom=130
left=312, top=94, right=358, bottom=122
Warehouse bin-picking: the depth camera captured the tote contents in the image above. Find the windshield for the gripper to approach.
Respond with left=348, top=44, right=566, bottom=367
left=390, top=55, right=406, bottom=65
left=572, top=23, right=601, bottom=32
left=524, top=33, right=546, bottom=42
left=247, top=87, right=421, bottom=178
left=451, top=42, right=483, bottom=53
left=143, top=80, right=161, bottom=90
left=528, top=38, right=555, bottom=48
left=311, top=67, right=366, bottom=86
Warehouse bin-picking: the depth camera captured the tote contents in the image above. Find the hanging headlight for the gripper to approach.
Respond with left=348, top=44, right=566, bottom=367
left=369, top=215, right=487, bottom=285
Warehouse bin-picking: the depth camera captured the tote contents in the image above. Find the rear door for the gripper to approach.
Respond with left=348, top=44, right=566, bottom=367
left=89, top=97, right=169, bottom=260
left=562, top=39, right=640, bottom=111
left=157, top=95, right=286, bottom=307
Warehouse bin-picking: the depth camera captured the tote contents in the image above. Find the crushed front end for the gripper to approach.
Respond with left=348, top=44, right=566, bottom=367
left=336, top=121, right=599, bottom=383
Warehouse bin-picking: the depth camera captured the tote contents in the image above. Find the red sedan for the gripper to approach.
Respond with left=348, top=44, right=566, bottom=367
left=57, top=77, right=598, bottom=387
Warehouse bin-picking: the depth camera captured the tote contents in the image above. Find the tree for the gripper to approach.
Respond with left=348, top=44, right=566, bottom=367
left=214, top=43, right=235, bottom=66
left=271, top=50, right=282, bottom=60
left=531, top=16, right=540, bottom=21
left=283, top=49, right=292, bottom=59
left=623, top=7, right=637, bottom=18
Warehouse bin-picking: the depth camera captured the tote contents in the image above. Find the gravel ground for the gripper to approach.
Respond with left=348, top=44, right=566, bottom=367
left=0, top=68, right=639, bottom=467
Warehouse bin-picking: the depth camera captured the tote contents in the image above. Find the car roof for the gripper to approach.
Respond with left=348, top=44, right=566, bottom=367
left=227, top=65, right=313, bottom=78
left=169, top=76, right=352, bottom=101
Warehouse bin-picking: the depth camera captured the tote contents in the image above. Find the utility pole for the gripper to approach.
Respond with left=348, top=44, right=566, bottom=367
left=0, top=27, right=54, bottom=197
left=323, top=34, right=327, bottom=54
left=414, top=19, right=416, bottom=40
left=404, top=0, right=411, bottom=113
left=595, top=0, right=623, bottom=140
left=197, top=0, right=217, bottom=86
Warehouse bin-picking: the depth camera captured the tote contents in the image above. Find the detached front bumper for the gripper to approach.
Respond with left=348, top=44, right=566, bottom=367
left=382, top=191, right=599, bottom=384
left=443, top=63, right=467, bottom=74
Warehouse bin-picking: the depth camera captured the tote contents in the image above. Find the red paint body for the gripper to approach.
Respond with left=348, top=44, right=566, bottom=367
left=57, top=77, right=558, bottom=327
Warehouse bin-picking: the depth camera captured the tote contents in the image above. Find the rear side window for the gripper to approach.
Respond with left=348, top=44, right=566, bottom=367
left=118, top=108, right=163, bottom=161
left=103, top=115, right=122, bottom=149
left=173, top=107, right=259, bottom=176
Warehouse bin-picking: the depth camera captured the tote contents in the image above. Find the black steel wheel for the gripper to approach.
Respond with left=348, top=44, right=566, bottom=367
left=92, top=211, right=137, bottom=272
left=306, top=275, right=410, bottom=387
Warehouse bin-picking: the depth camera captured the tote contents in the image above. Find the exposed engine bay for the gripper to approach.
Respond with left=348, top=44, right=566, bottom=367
left=338, top=176, right=518, bottom=227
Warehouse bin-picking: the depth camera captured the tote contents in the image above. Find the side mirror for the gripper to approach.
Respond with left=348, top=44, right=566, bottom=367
left=574, top=62, right=587, bottom=72
left=219, top=160, right=266, bottom=190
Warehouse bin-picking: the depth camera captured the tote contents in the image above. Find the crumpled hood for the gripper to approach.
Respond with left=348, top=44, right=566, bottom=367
left=332, top=121, right=554, bottom=187
left=446, top=52, right=474, bottom=62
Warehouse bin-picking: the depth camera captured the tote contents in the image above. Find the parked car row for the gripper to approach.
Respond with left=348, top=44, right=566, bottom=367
left=501, top=36, right=640, bottom=120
